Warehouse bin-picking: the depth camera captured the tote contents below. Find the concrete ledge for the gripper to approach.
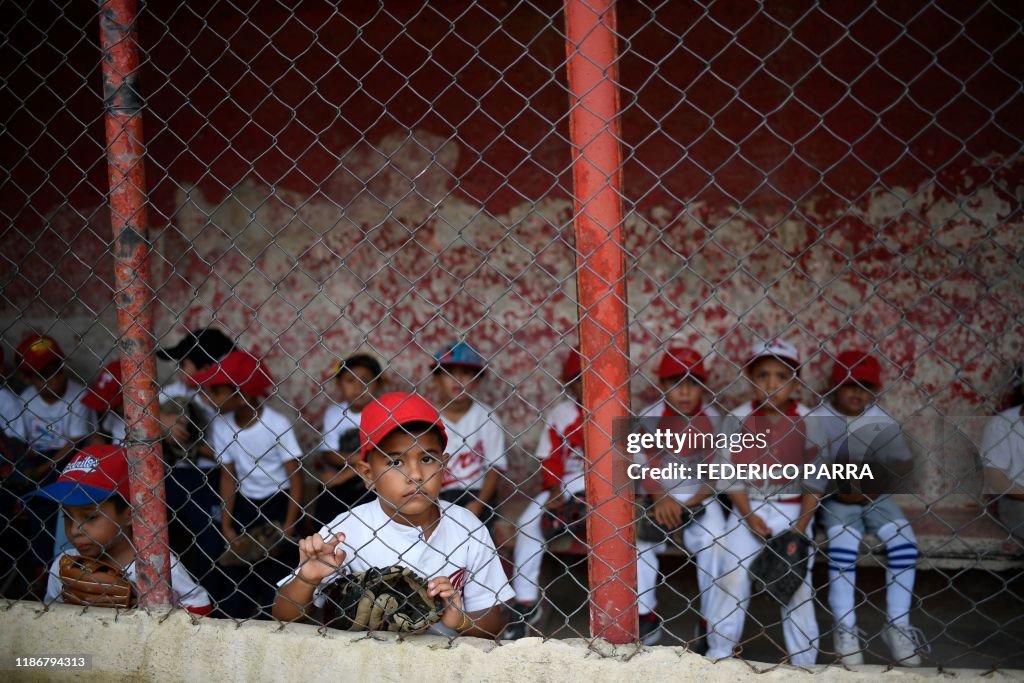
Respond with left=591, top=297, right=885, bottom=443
left=0, top=601, right=1017, bottom=682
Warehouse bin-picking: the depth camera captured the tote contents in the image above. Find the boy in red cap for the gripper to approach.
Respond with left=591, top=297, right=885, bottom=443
left=273, top=391, right=513, bottom=637
left=707, top=338, right=823, bottom=664
left=633, top=346, right=726, bottom=647
left=11, top=335, right=96, bottom=576
left=432, top=341, right=508, bottom=524
left=31, top=444, right=211, bottom=613
left=504, top=347, right=593, bottom=640
left=811, top=351, right=922, bottom=666
left=83, top=361, right=127, bottom=445
left=193, top=350, right=304, bottom=618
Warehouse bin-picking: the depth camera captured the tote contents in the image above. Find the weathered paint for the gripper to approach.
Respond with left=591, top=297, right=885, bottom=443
left=0, top=0, right=1021, bottom=511
left=564, top=0, right=637, bottom=643
left=98, top=0, right=172, bottom=607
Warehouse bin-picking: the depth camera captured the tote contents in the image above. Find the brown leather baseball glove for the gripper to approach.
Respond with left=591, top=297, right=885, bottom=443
left=59, top=554, right=136, bottom=608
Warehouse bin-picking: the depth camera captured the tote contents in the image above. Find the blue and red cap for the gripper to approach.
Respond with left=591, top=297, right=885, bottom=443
left=434, top=341, right=485, bottom=373
left=360, top=392, right=448, bottom=459
left=27, top=445, right=131, bottom=506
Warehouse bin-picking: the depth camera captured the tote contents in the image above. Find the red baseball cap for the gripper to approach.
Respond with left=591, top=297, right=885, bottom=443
left=832, top=351, right=882, bottom=388
left=359, top=392, right=448, bottom=459
left=658, top=346, right=707, bottom=382
left=191, top=350, right=274, bottom=399
left=17, top=335, right=64, bottom=373
left=561, top=347, right=582, bottom=382
left=29, top=445, right=131, bottom=506
left=82, top=361, right=123, bottom=412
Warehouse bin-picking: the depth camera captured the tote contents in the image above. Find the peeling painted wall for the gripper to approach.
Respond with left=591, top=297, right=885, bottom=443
left=1, top=1, right=1022, bottom=501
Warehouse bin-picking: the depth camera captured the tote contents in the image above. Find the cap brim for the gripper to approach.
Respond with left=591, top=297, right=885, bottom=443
left=362, top=419, right=448, bottom=459
left=436, top=362, right=485, bottom=373
left=747, top=354, right=800, bottom=370
left=156, top=340, right=190, bottom=361
left=25, top=481, right=117, bottom=506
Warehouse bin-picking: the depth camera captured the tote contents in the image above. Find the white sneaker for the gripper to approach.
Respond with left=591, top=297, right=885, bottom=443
left=833, top=625, right=865, bottom=666
left=882, top=623, right=926, bottom=666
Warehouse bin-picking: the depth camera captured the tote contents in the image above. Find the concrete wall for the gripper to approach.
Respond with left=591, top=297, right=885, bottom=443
left=0, top=602, right=1015, bottom=682
left=1, top=1, right=1022, bottom=500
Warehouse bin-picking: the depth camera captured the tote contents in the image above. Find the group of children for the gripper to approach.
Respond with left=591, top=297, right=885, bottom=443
left=1, top=327, right=941, bottom=665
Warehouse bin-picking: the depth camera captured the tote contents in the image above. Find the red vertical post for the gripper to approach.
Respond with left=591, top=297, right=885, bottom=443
left=98, top=0, right=172, bottom=607
left=563, top=0, right=637, bottom=643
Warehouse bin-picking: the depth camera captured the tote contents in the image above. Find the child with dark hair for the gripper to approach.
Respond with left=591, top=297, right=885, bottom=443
left=313, top=428, right=366, bottom=527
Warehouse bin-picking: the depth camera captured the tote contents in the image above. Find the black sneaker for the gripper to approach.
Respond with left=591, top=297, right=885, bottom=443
left=503, top=600, right=543, bottom=640
left=691, top=618, right=708, bottom=655
left=639, top=613, right=663, bottom=645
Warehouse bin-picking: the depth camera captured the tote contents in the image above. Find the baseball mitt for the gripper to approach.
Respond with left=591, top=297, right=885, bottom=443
left=59, top=554, right=136, bottom=608
left=540, top=497, right=587, bottom=542
left=634, top=496, right=705, bottom=544
left=325, top=565, right=443, bottom=633
left=749, top=530, right=813, bottom=605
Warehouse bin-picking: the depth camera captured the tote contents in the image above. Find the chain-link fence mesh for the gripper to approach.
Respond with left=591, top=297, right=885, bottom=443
left=1, top=0, right=1023, bottom=671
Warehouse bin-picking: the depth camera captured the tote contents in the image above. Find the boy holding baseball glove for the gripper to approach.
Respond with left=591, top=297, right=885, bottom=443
left=33, top=444, right=211, bottom=613
left=273, top=392, right=513, bottom=637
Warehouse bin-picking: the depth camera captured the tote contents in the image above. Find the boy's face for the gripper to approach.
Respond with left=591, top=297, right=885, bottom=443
left=832, top=383, right=874, bottom=416
left=336, top=366, right=378, bottom=411
left=747, top=356, right=798, bottom=409
left=660, top=376, right=703, bottom=416
left=64, top=500, right=131, bottom=558
left=29, top=362, right=68, bottom=402
left=356, top=427, right=446, bottom=518
left=202, top=384, right=246, bottom=412
left=434, top=366, right=480, bottom=405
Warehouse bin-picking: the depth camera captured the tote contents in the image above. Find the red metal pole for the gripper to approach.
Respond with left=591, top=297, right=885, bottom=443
left=563, top=0, right=637, bottom=644
left=98, top=0, right=172, bottom=607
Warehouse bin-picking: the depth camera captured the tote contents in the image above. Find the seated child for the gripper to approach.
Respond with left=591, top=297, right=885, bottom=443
left=706, top=339, right=822, bottom=665
left=273, top=392, right=512, bottom=637
left=432, top=342, right=508, bottom=523
left=194, top=350, right=304, bottom=618
left=635, top=346, right=725, bottom=647
left=813, top=350, right=922, bottom=666
left=32, top=444, right=211, bottom=613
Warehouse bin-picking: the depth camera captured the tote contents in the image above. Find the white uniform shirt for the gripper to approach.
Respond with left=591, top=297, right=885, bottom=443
left=981, top=405, right=1024, bottom=494
left=441, top=401, right=508, bottom=492
left=719, top=401, right=825, bottom=499
left=320, top=401, right=361, bottom=453
left=46, top=548, right=211, bottom=613
left=536, top=399, right=587, bottom=496
left=0, top=387, right=23, bottom=438
left=636, top=400, right=721, bottom=500
left=14, top=380, right=95, bottom=453
left=278, top=499, right=514, bottom=613
left=99, top=412, right=127, bottom=445
left=210, top=407, right=302, bottom=500
left=808, top=402, right=912, bottom=464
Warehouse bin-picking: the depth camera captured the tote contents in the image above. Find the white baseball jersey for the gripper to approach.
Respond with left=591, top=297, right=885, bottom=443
left=14, top=381, right=95, bottom=453
left=279, top=500, right=514, bottom=613
left=210, top=406, right=302, bottom=500
left=536, top=399, right=586, bottom=495
left=46, top=549, right=212, bottom=614
left=981, top=405, right=1024, bottom=493
left=808, top=402, right=912, bottom=464
left=0, top=387, right=22, bottom=438
left=99, top=412, right=126, bottom=445
left=637, top=400, right=721, bottom=500
left=160, top=379, right=217, bottom=422
left=320, top=401, right=361, bottom=453
left=719, top=401, right=825, bottom=499
left=441, top=401, right=508, bottom=492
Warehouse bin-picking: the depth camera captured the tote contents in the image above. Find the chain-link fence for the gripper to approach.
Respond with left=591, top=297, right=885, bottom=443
left=2, top=0, right=1023, bottom=672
